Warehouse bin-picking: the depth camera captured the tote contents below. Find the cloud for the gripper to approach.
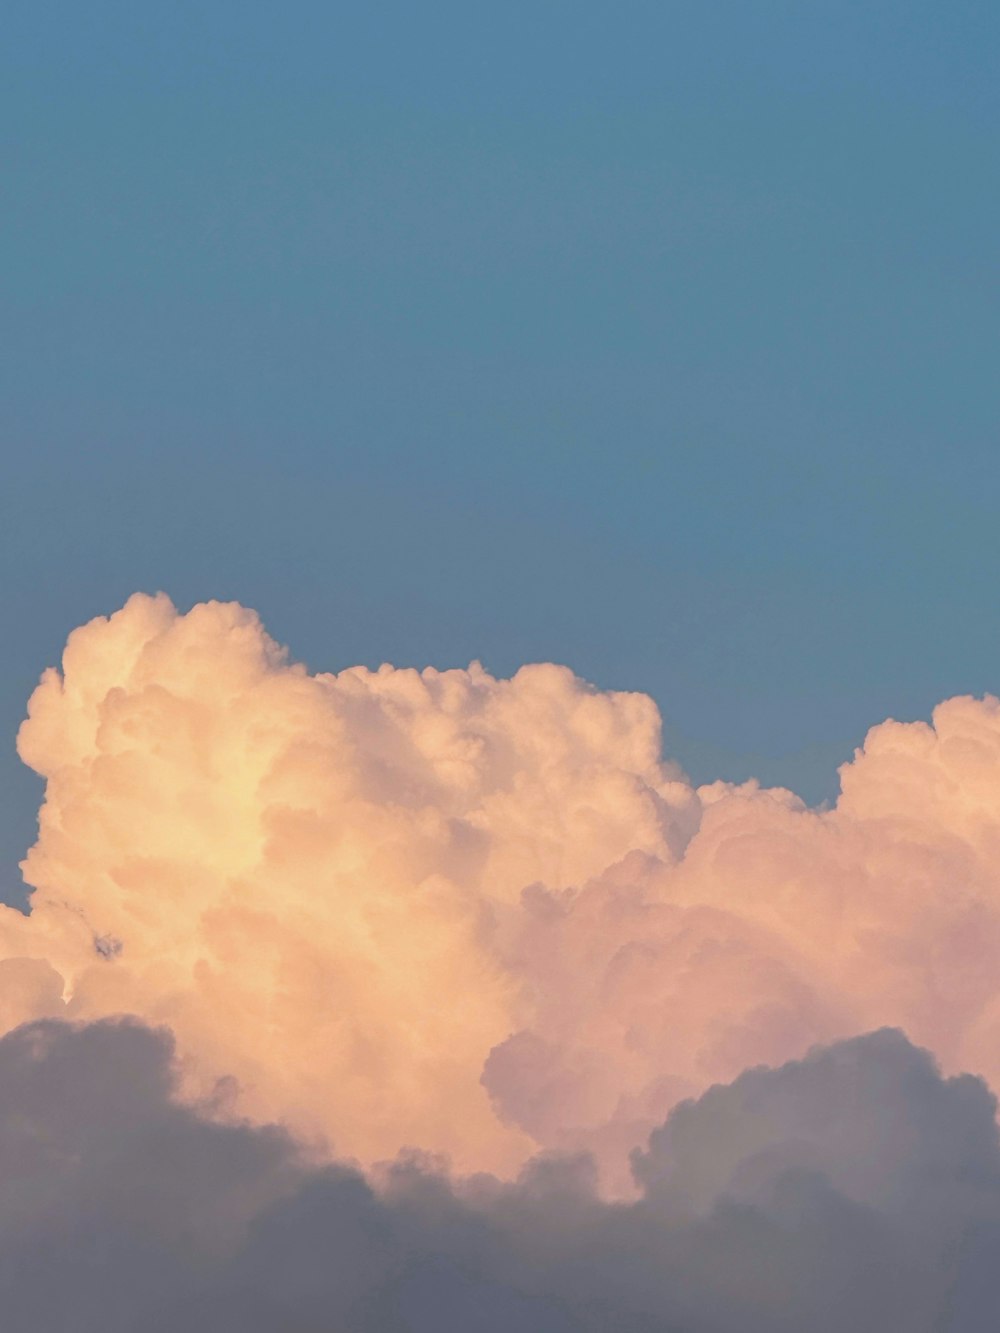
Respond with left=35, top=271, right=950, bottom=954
left=2, top=1017, right=999, bottom=1332
left=6, top=593, right=1000, bottom=1187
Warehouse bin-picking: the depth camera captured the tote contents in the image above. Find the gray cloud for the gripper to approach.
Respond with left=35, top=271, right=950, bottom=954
left=1, top=1019, right=1000, bottom=1331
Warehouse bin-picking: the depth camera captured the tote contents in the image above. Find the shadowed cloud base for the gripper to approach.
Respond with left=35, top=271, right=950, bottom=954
left=1, top=1017, right=997, bottom=1332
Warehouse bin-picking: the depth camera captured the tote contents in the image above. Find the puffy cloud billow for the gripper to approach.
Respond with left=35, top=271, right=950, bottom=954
left=6, top=593, right=1000, bottom=1323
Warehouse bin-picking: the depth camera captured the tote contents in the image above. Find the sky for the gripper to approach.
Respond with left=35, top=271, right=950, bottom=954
left=3, top=0, right=999, bottom=901
left=3, top=5, right=1000, bottom=1326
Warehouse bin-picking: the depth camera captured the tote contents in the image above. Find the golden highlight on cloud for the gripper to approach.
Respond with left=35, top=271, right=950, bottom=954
left=7, top=593, right=1000, bottom=1185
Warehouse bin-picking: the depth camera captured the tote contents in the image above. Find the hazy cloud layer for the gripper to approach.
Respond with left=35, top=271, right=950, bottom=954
left=2, top=1017, right=999, bottom=1332
left=7, top=594, right=1000, bottom=1186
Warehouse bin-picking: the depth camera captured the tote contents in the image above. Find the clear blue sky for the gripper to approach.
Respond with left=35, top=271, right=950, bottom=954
left=2, top=1, right=998, bottom=903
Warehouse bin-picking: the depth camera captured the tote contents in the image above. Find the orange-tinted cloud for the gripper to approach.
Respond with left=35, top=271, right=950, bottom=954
left=7, top=593, right=1000, bottom=1186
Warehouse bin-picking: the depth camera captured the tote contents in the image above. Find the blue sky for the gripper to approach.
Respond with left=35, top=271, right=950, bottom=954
left=2, top=0, right=998, bottom=902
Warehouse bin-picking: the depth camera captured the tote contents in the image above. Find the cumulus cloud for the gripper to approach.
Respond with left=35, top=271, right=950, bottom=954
left=7, top=593, right=1000, bottom=1187
left=2, top=1017, right=999, bottom=1332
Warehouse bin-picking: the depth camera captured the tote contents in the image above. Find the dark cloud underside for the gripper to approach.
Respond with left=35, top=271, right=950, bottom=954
left=2, top=1018, right=999, bottom=1332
